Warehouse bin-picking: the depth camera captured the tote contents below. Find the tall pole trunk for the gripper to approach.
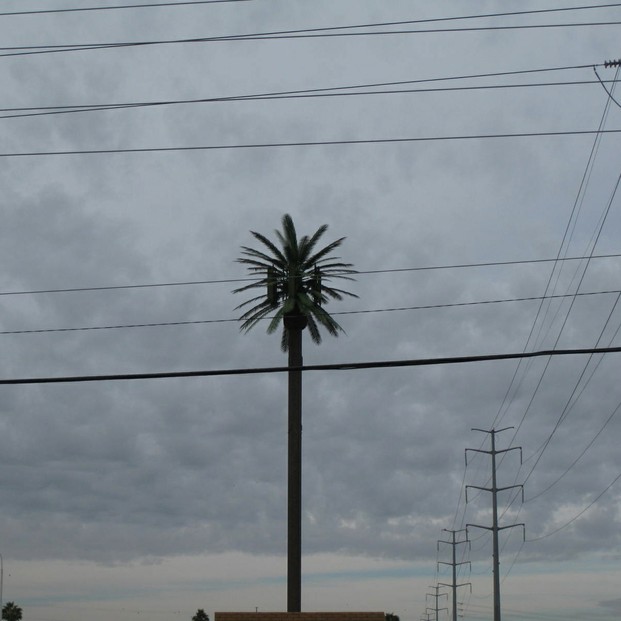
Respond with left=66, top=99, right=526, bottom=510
left=286, top=318, right=304, bottom=612
left=491, top=431, right=501, bottom=621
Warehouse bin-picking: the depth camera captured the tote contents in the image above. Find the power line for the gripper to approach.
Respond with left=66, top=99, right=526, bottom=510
left=1, top=129, right=620, bottom=158
left=3, top=289, right=619, bottom=336
left=487, top=70, right=617, bottom=434
left=2, top=79, right=616, bottom=121
left=526, top=467, right=621, bottom=541
left=526, top=398, right=621, bottom=502
left=0, top=63, right=605, bottom=122
left=0, top=0, right=252, bottom=17
left=2, top=2, right=617, bottom=19
left=490, top=66, right=617, bottom=452
left=2, top=253, right=619, bottom=298
left=0, top=346, right=619, bottom=384
left=2, top=21, right=621, bottom=59
left=472, top=73, right=621, bottom=575
left=594, top=66, right=621, bottom=108
left=359, top=253, right=621, bottom=275
left=510, top=158, right=621, bottom=494
left=454, top=74, right=619, bottom=534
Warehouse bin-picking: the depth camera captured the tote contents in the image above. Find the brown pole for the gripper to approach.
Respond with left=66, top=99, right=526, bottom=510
left=285, top=314, right=306, bottom=612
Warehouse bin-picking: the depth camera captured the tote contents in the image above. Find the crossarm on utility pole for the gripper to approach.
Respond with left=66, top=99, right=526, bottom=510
left=465, top=483, right=523, bottom=502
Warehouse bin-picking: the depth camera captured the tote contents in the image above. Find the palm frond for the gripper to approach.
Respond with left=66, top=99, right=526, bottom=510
left=306, top=314, right=322, bottom=345
left=233, top=213, right=356, bottom=350
left=280, top=327, right=288, bottom=352
left=306, top=237, right=346, bottom=266
left=299, top=223, right=328, bottom=264
left=249, top=230, right=287, bottom=265
left=234, top=292, right=272, bottom=310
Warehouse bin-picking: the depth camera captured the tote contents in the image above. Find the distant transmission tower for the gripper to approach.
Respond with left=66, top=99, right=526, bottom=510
left=465, top=427, right=525, bottom=621
left=437, top=529, right=471, bottom=621
left=426, top=585, right=448, bottom=621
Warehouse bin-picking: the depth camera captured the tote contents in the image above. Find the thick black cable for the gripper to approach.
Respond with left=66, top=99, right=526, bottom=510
left=1, top=129, right=621, bottom=158
left=0, top=346, right=620, bottom=385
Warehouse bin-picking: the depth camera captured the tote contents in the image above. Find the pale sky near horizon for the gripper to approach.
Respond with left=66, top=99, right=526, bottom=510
left=0, top=1, right=621, bottom=620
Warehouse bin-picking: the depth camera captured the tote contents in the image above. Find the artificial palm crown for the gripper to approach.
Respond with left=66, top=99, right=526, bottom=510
left=234, top=214, right=357, bottom=351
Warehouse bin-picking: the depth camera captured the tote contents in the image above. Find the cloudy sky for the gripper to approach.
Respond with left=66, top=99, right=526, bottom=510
left=0, top=1, right=620, bottom=620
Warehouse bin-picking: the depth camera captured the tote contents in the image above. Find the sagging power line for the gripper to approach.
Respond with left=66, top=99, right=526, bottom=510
left=0, top=346, right=619, bottom=385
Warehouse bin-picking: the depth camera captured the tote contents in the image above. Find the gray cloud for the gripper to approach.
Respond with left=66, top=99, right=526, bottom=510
left=0, top=2, right=620, bottom=619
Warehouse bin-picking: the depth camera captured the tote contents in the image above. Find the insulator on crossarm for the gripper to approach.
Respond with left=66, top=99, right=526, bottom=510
left=604, top=59, right=621, bottom=68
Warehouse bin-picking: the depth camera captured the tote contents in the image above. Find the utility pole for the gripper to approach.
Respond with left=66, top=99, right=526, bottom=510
left=426, top=585, right=448, bottom=621
left=285, top=312, right=305, bottom=612
left=466, top=427, right=525, bottom=621
left=437, top=529, right=471, bottom=621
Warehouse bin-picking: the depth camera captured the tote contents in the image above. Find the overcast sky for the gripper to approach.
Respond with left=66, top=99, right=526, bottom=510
left=0, top=1, right=621, bottom=620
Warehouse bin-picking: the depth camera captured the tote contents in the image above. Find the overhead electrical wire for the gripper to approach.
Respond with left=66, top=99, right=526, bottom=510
left=520, top=275, right=621, bottom=484
left=522, top=289, right=621, bottom=477
left=453, top=65, right=621, bottom=551
left=489, top=94, right=609, bottom=434
left=2, top=2, right=618, bottom=19
left=2, top=289, right=620, bottom=336
left=1, top=253, right=619, bottom=298
left=0, top=0, right=252, bottom=16
left=0, top=346, right=620, bottom=385
left=1, top=129, right=620, bottom=159
left=526, top=467, right=621, bottom=541
left=508, top=104, right=621, bottom=477
left=498, top=65, right=621, bottom=484
left=490, top=109, right=614, bottom=436
left=475, top=67, right=621, bottom=576
left=526, top=398, right=621, bottom=502
left=594, top=65, right=621, bottom=108
left=3, top=80, right=618, bottom=121
left=1, top=21, right=621, bottom=59
left=0, top=63, right=607, bottom=121
left=514, top=166, right=621, bottom=491
left=494, top=62, right=619, bottom=456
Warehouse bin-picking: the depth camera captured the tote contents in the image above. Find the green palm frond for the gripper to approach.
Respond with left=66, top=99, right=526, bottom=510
left=233, top=213, right=357, bottom=351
